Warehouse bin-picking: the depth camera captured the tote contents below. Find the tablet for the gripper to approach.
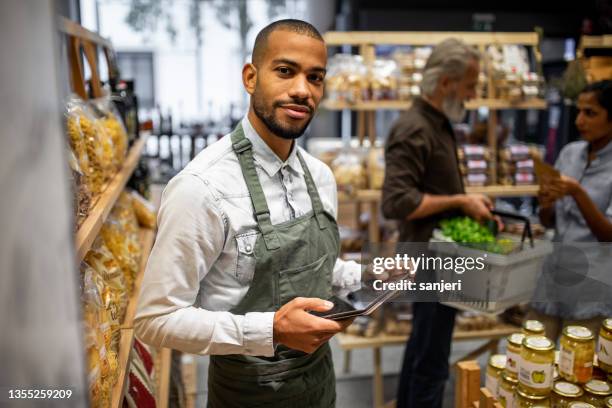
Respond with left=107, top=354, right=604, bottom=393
left=310, top=274, right=410, bottom=321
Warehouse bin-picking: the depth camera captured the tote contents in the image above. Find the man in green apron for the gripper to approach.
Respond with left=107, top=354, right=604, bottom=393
left=135, top=20, right=362, bottom=407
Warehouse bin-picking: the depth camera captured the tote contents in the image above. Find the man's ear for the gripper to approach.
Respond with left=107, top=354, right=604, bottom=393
left=242, top=63, right=257, bottom=95
left=439, top=74, right=452, bottom=94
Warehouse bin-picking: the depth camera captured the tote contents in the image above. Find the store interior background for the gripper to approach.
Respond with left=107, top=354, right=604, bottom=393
left=1, top=1, right=610, bottom=407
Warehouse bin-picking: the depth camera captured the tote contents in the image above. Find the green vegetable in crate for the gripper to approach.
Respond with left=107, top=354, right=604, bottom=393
left=439, top=217, right=515, bottom=254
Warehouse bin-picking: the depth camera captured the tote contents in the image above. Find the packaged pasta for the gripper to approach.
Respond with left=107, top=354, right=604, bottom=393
left=67, top=147, right=92, bottom=227
left=85, top=238, right=127, bottom=351
left=130, top=190, right=157, bottom=229
left=91, top=96, right=129, bottom=170
left=101, top=218, right=139, bottom=295
left=81, top=262, right=113, bottom=407
left=331, top=149, right=367, bottom=195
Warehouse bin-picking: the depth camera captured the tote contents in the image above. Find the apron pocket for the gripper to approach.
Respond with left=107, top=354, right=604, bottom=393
left=235, top=232, right=259, bottom=284
left=278, top=253, right=329, bottom=305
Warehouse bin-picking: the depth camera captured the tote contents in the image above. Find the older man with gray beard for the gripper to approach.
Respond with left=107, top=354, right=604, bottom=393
left=382, top=38, right=494, bottom=408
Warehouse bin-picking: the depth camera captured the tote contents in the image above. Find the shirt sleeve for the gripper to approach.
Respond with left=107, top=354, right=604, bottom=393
left=381, top=122, right=430, bottom=220
left=134, top=174, right=275, bottom=357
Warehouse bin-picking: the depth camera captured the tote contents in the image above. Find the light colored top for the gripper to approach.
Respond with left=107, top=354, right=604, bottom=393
left=531, top=140, right=612, bottom=319
left=135, top=117, right=361, bottom=357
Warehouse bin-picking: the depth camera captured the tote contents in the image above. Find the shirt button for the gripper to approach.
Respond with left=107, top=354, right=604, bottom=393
left=245, top=244, right=252, bottom=252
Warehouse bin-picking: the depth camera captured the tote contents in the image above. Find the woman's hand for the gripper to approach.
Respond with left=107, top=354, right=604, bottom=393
left=547, top=175, right=582, bottom=199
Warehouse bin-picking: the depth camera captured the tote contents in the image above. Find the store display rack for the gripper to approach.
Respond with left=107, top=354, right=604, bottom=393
left=58, top=17, right=170, bottom=408
left=323, top=30, right=546, bottom=242
left=337, top=322, right=519, bottom=408
left=75, top=136, right=147, bottom=261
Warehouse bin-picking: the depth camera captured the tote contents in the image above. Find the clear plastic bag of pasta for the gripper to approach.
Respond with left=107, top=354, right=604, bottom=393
left=85, top=238, right=127, bottom=350
left=65, top=95, right=114, bottom=192
left=66, top=95, right=104, bottom=196
left=67, top=147, right=92, bottom=228
left=81, top=262, right=116, bottom=406
left=130, top=190, right=156, bottom=229
left=91, top=96, right=128, bottom=171
left=101, top=217, right=139, bottom=295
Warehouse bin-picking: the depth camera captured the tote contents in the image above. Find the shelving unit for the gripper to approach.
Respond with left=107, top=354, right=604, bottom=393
left=75, top=136, right=147, bottom=260
left=337, top=323, right=519, bottom=408
left=323, top=30, right=547, bottom=243
left=58, top=17, right=169, bottom=408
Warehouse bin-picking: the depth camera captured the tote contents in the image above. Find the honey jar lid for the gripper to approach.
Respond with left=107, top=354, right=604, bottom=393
left=568, top=403, right=596, bottom=408
left=507, top=332, right=526, bottom=347
left=563, top=325, right=594, bottom=341
left=553, top=381, right=584, bottom=398
left=488, top=354, right=507, bottom=370
left=502, top=371, right=519, bottom=385
left=603, top=318, right=612, bottom=332
left=605, top=396, right=612, bottom=408
left=516, top=385, right=549, bottom=400
left=584, top=379, right=612, bottom=396
left=523, top=335, right=554, bottom=351
left=523, top=319, right=545, bottom=334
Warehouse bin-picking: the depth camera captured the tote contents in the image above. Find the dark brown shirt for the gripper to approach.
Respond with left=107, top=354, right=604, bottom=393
left=382, top=97, right=464, bottom=242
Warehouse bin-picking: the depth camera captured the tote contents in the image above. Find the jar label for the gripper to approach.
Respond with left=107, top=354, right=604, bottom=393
left=497, top=385, right=513, bottom=407
left=519, top=360, right=553, bottom=389
left=599, top=335, right=612, bottom=365
left=559, top=346, right=575, bottom=377
left=485, top=373, right=498, bottom=397
left=506, top=350, right=521, bottom=374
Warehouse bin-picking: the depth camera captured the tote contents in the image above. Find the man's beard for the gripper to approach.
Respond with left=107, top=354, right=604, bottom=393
left=252, top=92, right=313, bottom=140
left=442, top=92, right=466, bottom=123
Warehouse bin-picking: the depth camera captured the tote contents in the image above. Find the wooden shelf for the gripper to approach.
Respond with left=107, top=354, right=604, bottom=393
left=75, top=135, right=147, bottom=261
left=110, top=328, right=135, bottom=408
left=156, top=348, right=172, bottom=408
left=321, top=98, right=547, bottom=111
left=336, top=323, right=519, bottom=350
left=339, top=185, right=539, bottom=204
left=465, top=184, right=539, bottom=197
left=110, top=227, right=156, bottom=408
left=324, top=31, right=539, bottom=46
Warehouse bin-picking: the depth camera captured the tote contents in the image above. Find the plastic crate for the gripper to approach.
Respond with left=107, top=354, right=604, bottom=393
left=428, top=234, right=553, bottom=314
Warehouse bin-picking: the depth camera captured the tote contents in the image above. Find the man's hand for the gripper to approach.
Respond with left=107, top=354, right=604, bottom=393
left=273, top=297, right=353, bottom=354
left=459, top=194, right=494, bottom=222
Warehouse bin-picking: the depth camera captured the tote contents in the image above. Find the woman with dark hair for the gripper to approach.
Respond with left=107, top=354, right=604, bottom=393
left=529, top=80, right=612, bottom=340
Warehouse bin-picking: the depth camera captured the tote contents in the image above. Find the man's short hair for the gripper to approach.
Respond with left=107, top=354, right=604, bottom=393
left=581, top=80, right=612, bottom=120
left=252, top=19, right=324, bottom=66
left=420, top=38, right=480, bottom=96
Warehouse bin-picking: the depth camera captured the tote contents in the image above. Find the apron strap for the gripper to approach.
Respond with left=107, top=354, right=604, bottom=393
left=297, top=151, right=327, bottom=230
left=231, top=124, right=281, bottom=250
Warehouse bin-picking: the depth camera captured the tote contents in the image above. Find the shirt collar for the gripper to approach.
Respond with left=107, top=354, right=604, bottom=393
left=240, top=116, right=304, bottom=177
left=413, top=97, right=454, bottom=135
left=577, top=139, right=612, bottom=167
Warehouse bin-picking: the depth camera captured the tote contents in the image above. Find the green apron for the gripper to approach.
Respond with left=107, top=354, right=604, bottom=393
left=207, top=124, right=340, bottom=408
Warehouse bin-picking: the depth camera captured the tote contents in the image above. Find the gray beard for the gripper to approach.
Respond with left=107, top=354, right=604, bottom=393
left=442, top=96, right=466, bottom=123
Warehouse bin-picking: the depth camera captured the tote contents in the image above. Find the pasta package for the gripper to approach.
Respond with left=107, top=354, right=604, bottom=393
left=91, top=96, right=129, bottom=170
left=81, top=262, right=113, bottom=407
left=67, top=148, right=92, bottom=227
left=131, top=190, right=157, bottom=229
left=85, top=238, right=127, bottom=351
left=100, top=217, right=139, bottom=295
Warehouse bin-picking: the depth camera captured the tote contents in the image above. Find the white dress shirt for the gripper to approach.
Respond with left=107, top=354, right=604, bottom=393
left=135, top=117, right=362, bottom=357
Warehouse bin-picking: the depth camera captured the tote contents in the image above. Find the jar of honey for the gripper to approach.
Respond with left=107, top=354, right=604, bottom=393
left=519, top=336, right=555, bottom=396
left=524, top=320, right=546, bottom=336
left=604, top=396, right=612, bottom=408
left=507, top=333, right=527, bottom=379
left=598, top=319, right=612, bottom=374
left=486, top=354, right=507, bottom=397
left=515, top=385, right=551, bottom=407
left=559, top=326, right=595, bottom=384
left=551, top=381, right=583, bottom=407
left=499, top=371, right=519, bottom=408
left=567, top=403, right=596, bottom=408
left=582, top=380, right=612, bottom=407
